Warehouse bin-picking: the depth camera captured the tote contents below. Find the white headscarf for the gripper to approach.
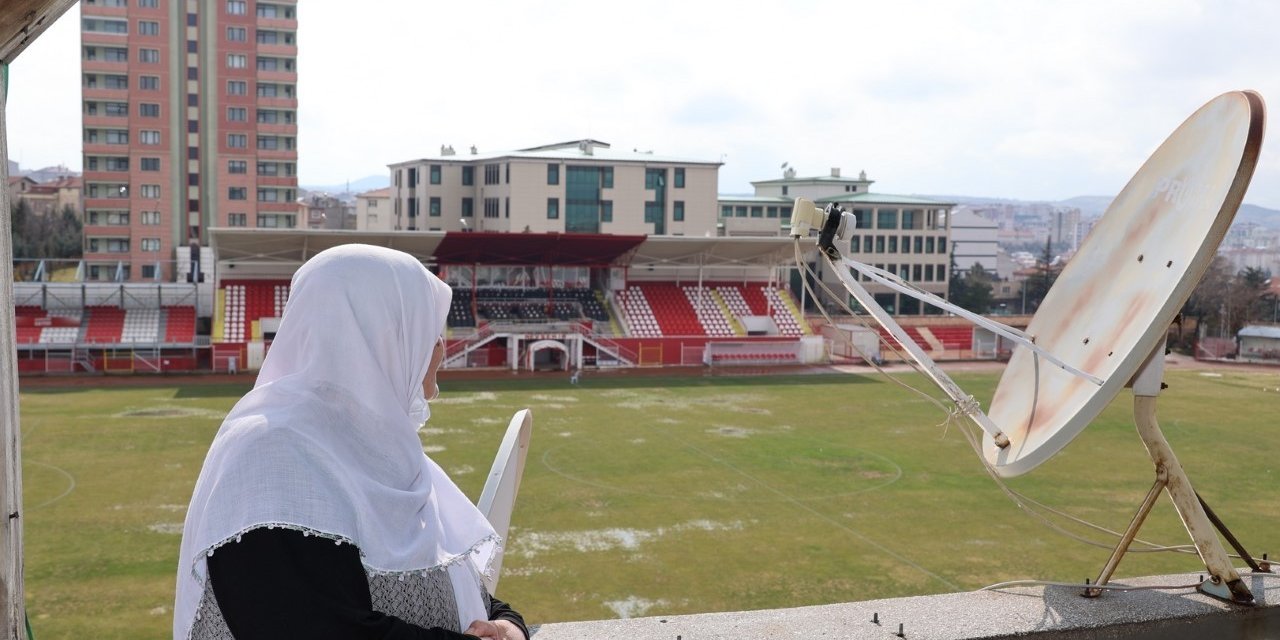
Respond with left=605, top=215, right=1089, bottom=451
left=175, top=244, right=498, bottom=639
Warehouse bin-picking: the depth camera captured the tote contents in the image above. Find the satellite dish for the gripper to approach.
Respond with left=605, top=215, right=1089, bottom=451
left=792, top=90, right=1267, bottom=605
left=476, top=408, right=533, bottom=593
left=984, top=91, right=1265, bottom=476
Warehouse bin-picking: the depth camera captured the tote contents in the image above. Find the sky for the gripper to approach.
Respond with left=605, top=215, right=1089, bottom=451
left=7, top=0, right=1280, bottom=207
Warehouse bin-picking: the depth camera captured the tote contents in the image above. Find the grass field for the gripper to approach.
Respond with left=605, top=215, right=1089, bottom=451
left=19, top=365, right=1280, bottom=639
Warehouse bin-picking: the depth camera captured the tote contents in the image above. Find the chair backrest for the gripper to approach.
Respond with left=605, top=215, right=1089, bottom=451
left=476, top=408, right=533, bottom=593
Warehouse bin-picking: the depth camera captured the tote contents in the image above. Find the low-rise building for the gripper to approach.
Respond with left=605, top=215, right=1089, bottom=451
left=355, top=187, right=392, bottom=232
left=388, top=139, right=721, bottom=236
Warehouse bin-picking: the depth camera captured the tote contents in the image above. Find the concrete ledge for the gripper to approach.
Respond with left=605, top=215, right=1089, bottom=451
left=531, top=572, right=1280, bottom=639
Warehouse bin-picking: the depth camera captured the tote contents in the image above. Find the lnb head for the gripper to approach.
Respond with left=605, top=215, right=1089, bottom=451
left=789, top=198, right=852, bottom=243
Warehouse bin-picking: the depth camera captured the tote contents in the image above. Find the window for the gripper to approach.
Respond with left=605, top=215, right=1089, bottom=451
left=139, top=103, right=159, bottom=117
left=852, top=209, right=872, bottom=229
left=735, top=206, right=747, bottom=217
left=227, top=26, right=246, bottom=41
left=782, top=186, right=789, bottom=196
left=864, top=236, right=874, bottom=253
left=258, top=188, right=286, bottom=202
left=674, top=168, right=685, bottom=188
left=484, top=164, right=499, bottom=185
left=878, top=209, right=898, bottom=229
left=227, top=134, right=247, bottom=148
left=187, top=93, right=198, bottom=107
left=229, top=187, right=247, bottom=200
left=461, top=166, right=474, bottom=186
left=139, top=48, right=159, bottom=63
left=228, top=160, right=247, bottom=174
left=257, top=57, right=278, bottom=71
left=227, top=54, right=247, bottom=69
left=228, top=213, right=247, bottom=227
left=602, top=167, right=614, bottom=188
left=430, top=165, right=441, bottom=185
left=88, top=238, right=130, bottom=253
left=673, top=201, right=685, bottom=222
left=547, top=164, right=559, bottom=185
left=226, top=0, right=246, bottom=15
left=82, top=18, right=128, bottom=34
left=88, top=211, right=129, bottom=225
left=227, top=80, right=247, bottom=95
left=140, top=130, right=160, bottom=145
left=406, top=167, right=418, bottom=189
left=140, top=184, right=160, bottom=199
left=139, top=0, right=158, bottom=7
left=461, top=198, right=473, bottom=218
left=97, top=46, right=128, bottom=62
left=901, top=235, right=912, bottom=254
left=257, top=3, right=280, bottom=18
left=505, top=164, right=509, bottom=184
left=645, top=168, right=665, bottom=189
left=188, top=120, right=199, bottom=133
left=429, top=197, right=441, bottom=217
left=140, top=158, right=160, bottom=171
left=104, top=75, right=128, bottom=90
left=256, top=162, right=278, bottom=176
left=227, top=107, right=247, bottom=121
left=938, top=238, right=947, bottom=254
left=925, top=237, right=935, bottom=253
left=750, top=206, right=763, bottom=218
left=141, top=211, right=160, bottom=225
left=141, top=238, right=161, bottom=252
left=257, top=214, right=294, bottom=228
left=138, top=20, right=159, bottom=36
left=601, top=200, right=613, bottom=223
left=187, top=40, right=198, bottom=53
left=888, top=236, right=898, bottom=252
left=876, top=236, right=886, bottom=253
left=88, top=156, right=130, bottom=172
left=406, top=197, right=418, bottom=218
left=483, top=197, right=499, bottom=218
left=140, top=75, right=159, bottom=90
left=257, top=136, right=279, bottom=150
left=547, top=198, right=560, bottom=219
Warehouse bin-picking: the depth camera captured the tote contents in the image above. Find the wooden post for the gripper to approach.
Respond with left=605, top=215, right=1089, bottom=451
left=0, top=61, right=26, bottom=639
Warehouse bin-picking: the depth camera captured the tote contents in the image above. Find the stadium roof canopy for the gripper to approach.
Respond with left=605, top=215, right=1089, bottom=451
left=210, top=229, right=804, bottom=273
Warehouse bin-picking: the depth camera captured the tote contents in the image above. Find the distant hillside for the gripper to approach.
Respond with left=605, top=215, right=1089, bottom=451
left=301, top=174, right=389, bottom=195
left=926, top=193, right=1280, bottom=229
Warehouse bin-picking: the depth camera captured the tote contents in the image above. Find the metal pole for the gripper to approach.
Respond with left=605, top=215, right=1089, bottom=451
left=0, top=61, right=26, bottom=639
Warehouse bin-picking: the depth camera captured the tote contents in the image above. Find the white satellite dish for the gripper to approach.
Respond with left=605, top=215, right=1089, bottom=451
left=476, top=408, right=533, bottom=594
left=792, top=90, right=1266, bottom=604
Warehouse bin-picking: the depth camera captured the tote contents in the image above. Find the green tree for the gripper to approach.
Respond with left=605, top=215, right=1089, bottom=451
left=949, top=262, right=994, bottom=314
left=1022, top=236, right=1060, bottom=312
left=50, top=204, right=83, bottom=259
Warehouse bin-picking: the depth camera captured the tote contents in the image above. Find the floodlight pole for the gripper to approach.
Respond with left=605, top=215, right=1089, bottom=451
left=1085, top=339, right=1254, bottom=604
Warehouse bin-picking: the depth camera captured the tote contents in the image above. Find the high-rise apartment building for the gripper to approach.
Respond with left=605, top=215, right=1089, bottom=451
left=80, top=0, right=298, bottom=281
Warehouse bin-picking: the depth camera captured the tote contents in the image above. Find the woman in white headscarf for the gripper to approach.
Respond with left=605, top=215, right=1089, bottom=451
left=175, top=245, right=527, bottom=640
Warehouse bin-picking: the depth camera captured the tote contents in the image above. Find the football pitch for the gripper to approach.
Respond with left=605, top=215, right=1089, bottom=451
left=18, top=365, right=1280, bottom=638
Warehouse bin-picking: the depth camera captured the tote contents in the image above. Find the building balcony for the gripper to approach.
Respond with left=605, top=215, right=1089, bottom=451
left=82, top=114, right=128, bottom=128
left=255, top=148, right=297, bottom=161
left=82, top=142, right=131, bottom=155
left=255, top=69, right=297, bottom=83
left=255, top=96, right=298, bottom=109
left=256, top=176, right=296, bottom=187
left=255, top=43, right=296, bottom=57
left=82, top=87, right=129, bottom=101
left=255, top=123, right=297, bottom=135
left=82, top=60, right=129, bottom=73
left=256, top=201, right=296, bottom=213
left=256, top=17, right=298, bottom=30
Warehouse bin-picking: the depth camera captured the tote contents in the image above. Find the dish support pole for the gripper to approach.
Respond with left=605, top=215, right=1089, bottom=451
left=1085, top=338, right=1255, bottom=604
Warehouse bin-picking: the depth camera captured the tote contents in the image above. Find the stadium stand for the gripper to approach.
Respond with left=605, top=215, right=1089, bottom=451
left=763, top=287, right=808, bottom=337
left=83, top=306, right=125, bottom=344
left=217, top=280, right=289, bottom=343
left=682, top=286, right=735, bottom=337
left=617, top=286, right=662, bottom=337
left=930, top=326, right=973, bottom=350
left=163, top=306, right=197, bottom=344
left=121, top=308, right=161, bottom=344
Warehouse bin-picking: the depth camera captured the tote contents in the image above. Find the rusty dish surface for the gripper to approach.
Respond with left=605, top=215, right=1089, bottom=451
left=983, top=91, right=1265, bottom=477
